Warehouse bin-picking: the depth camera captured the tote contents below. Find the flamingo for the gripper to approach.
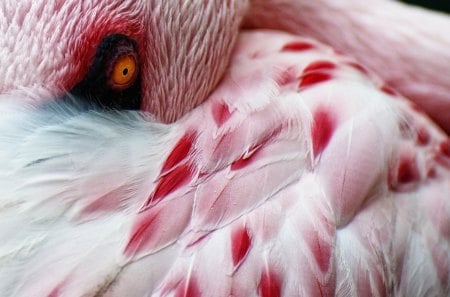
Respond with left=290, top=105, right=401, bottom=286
left=0, top=1, right=449, bottom=296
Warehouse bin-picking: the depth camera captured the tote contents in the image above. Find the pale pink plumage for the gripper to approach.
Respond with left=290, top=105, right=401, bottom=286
left=1, top=30, right=449, bottom=296
left=1, top=1, right=450, bottom=297
left=246, top=0, right=450, bottom=134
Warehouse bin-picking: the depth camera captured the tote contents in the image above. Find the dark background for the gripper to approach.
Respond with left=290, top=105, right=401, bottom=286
left=401, top=0, right=450, bottom=13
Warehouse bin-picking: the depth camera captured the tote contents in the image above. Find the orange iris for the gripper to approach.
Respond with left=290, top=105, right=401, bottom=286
left=111, top=54, right=137, bottom=88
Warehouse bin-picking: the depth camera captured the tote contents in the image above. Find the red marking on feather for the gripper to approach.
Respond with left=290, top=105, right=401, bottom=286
left=416, top=127, right=430, bottom=146
left=124, top=211, right=159, bottom=256
left=427, top=167, right=437, bottom=179
left=161, top=132, right=196, bottom=174
left=175, top=277, right=201, bottom=297
left=389, top=155, right=420, bottom=191
left=306, top=230, right=332, bottom=273
left=231, top=227, right=252, bottom=266
left=380, top=85, right=398, bottom=97
left=47, top=288, right=60, bottom=297
left=434, top=141, right=450, bottom=169
left=299, top=72, right=332, bottom=89
left=231, top=126, right=283, bottom=170
left=281, top=41, right=314, bottom=51
left=312, top=108, right=336, bottom=157
left=304, top=61, right=336, bottom=73
left=47, top=281, right=67, bottom=297
left=409, top=102, right=427, bottom=115
left=397, top=157, right=420, bottom=184
left=80, top=189, right=126, bottom=215
left=259, top=269, right=281, bottom=297
left=439, top=139, right=450, bottom=158
left=230, top=149, right=260, bottom=170
left=143, top=163, right=193, bottom=209
left=198, top=171, right=208, bottom=178
left=212, top=102, right=232, bottom=127
left=346, top=61, right=369, bottom=75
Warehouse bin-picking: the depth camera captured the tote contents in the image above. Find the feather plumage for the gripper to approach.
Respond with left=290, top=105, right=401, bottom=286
left=1, top=30, right=449, bottom=296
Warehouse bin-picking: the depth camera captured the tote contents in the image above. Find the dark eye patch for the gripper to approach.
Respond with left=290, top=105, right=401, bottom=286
left=69, top=34, right=141, bottom=110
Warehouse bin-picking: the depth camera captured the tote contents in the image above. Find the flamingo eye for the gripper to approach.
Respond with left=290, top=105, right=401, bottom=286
left=69, top=34, right=142, bottom=110
left=110, top=53, right=138, bottom=89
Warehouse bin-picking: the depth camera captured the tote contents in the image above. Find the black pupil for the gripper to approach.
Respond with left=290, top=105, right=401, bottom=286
left=123, top=68, right=128, bottom=76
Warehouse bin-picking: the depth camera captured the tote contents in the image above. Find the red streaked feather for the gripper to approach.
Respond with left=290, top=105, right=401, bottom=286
left=281, top=41, right=315, bottom=52
left=161, top=132, right=196, bottom=174
left=143, top=163, right=194, bottom=209
left=175, top=277, right=201, bottom=297
left=346, top=61, right=370, bottom=75
left=212, top=102, right=232, bottom=127
left=259, top=269, right=282, bottom=297
left=311, top=107, right=336, bottom=157
left=231, top=226, right=252, bottom=267
left=303, top=61, right=336, bottom=73
left=299, top=72, right=332, bottom=89
left=125, top=193, right=194, bottom=257
left=306, top=229, right=332, bottom=273
left=439, top=139, right=450, bottom=157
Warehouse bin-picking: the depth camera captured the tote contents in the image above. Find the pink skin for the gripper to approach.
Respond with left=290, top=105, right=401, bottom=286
left=1, top=0, right=450, bottom=132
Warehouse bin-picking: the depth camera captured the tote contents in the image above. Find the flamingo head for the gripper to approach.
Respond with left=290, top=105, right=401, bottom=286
left=0, top=0, right=248, bottom=122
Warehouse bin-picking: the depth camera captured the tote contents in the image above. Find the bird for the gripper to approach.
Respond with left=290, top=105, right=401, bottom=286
left=0, top=1, right=449, bottom=296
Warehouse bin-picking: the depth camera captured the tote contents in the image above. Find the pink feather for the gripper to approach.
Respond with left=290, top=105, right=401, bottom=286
left=1, top=1, right=450, bottom=297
